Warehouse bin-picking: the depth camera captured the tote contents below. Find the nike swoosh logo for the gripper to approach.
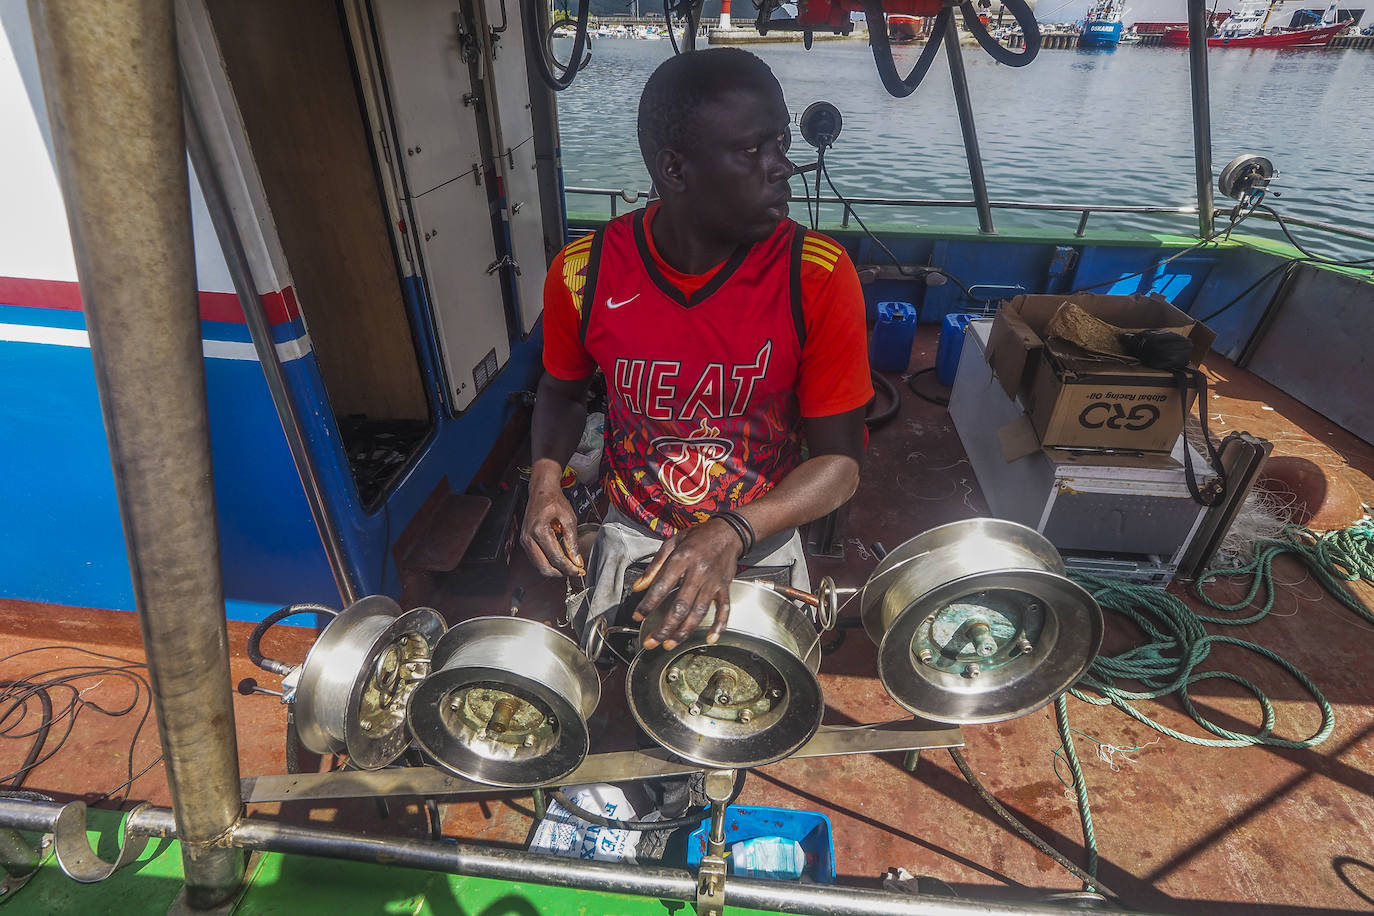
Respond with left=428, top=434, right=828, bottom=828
left=605, top=294, right=639, bottom=310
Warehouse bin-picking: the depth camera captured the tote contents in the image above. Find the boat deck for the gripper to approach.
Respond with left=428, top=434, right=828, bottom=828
left=2, top=325, right=1372, bottom=914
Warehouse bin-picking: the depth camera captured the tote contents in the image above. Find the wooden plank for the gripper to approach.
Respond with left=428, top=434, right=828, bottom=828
left=207, top=0, right=428, bottom=421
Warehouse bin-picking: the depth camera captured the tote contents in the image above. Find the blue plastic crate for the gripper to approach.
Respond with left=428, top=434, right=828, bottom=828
left=870, top=301, right=918, bottom=373
left=686, top=805, right=835, bottom=884
left=936, top=312, right=979, bottom=386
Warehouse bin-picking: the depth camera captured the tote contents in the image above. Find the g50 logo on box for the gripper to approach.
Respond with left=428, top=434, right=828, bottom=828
left=1078, top=401, right=1161, bottom=430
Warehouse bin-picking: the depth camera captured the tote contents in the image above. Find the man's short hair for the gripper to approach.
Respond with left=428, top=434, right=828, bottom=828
left=637, top=48, right=782, bottom=177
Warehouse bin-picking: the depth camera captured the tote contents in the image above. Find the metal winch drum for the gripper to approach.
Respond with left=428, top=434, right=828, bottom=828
left=860, top=518, right=1103, bottom=725
left=407, top=617, right=601, bottom=788
left=293, top=595, right=446, bottom=769
left=626, top=580, right=824, bottom=769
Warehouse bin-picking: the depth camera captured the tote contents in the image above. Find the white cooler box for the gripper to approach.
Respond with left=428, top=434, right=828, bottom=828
left=949, top=320, right=1208, bottom=587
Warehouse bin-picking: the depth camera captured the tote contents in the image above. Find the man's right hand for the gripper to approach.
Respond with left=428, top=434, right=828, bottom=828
left=519, top=464, right=586, bottom=578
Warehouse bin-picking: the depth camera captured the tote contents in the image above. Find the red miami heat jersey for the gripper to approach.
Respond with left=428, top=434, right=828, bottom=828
left=577, top=209, right=807, bottom=536
left=543, top=205, right=873, bottom=539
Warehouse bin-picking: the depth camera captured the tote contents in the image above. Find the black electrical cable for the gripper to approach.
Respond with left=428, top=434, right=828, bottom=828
left=1193, top=258, right=1300, bottom=323
left=801, top=165, right=816, bottom=231
left=947, top=747, right=1120, bottom=900
left=1256, top=204, right=1374, bottom=266
left=0, top=646, right=161, bottom=806
left=550, top=769, right=746, bottom=832
left=906, top=367, right=950, bottom=408
left=0, top=681, right=50, bottom=789
left=1189, top=207, right=1374, bottom=324
left=866, top=370, right=900, bottom=429
left=425, top=798, right=444, bottom=841
left=1070, top=198, right=1374, bottom=301
left=549, top=790, right=708, bottom=832
left=248, top=603, right=340, bottom=676
left=820, top=161, right=998, bottom=306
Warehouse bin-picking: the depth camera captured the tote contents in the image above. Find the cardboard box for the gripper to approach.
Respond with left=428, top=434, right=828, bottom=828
left=985, top=293, right=1215, bottom=452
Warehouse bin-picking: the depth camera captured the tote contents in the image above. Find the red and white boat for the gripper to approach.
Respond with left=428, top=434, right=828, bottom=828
left=886, top=12, right=927, bottom=41
left=1161, top=0, right=1352, bottom=46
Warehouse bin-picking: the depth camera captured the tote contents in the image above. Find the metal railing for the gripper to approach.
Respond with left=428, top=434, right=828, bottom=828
left=564, top=185, right=1374, bottom=250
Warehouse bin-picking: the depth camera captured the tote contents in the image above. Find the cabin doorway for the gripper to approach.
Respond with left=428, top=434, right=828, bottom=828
left=205, top=0, right=431, bottom=508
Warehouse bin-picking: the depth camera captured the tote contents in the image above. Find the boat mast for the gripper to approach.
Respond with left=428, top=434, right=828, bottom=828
left=1258, top=0, right=1279, bottom=32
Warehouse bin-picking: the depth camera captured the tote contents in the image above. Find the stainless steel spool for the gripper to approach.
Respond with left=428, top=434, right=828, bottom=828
left=859, top=518, right=1102, bottom=725
left=626, top=580, right=824, bottom=768
left=407, top=617, right=601, bottom=788
left=293, top=595, right=446, bottom=769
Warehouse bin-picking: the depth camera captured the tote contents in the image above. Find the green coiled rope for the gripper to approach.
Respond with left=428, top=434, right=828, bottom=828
left=1051, top=519, right=1373, bottom=886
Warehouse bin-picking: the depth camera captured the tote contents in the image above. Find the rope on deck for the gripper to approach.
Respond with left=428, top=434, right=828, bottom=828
left=1050, top=519, right=1373, bottom=886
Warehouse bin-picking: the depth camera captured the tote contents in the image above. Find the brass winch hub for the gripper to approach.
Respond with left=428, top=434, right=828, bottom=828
left=860, top=519, right=1103, bottom=724
left=442, top=682, right=558, bottom=756
left=626, top=581, right=824, bottom=768
left=407, top=616, right=600, bottom=786
left=664, top=647, right=785, bottom=725
left=910, top=588, right=1044, bottom=679
left=292, top=596, right=447, bottom=769
left=357, top=633, right=431, bottom=735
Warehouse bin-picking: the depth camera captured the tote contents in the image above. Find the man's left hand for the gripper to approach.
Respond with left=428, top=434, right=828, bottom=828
left=631, top=518, right=745, bottom=650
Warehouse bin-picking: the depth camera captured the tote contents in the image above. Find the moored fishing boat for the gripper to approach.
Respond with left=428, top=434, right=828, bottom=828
left=1077, top=0, right=1126, bottom=47
left=886, top=11, right=926, bottom=40
left=1161, top=0, right=1352, bottom=45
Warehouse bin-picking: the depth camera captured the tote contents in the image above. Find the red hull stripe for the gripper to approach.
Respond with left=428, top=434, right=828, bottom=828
left=0, top=276, right=300, bottom=325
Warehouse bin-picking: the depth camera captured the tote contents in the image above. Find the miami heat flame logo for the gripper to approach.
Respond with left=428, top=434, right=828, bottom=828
left=650, top=419, right=734, bottom=506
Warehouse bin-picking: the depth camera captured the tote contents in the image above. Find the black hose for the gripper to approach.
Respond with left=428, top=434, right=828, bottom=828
left=550, top=789, right=706, bottom=831
left=906, top=367, right=949, bottom=407
left=248, top=603, right=339, bottom=676
left=664, top=0, right=697, bottom=54
left=528, top=0, right=592, bottom=91
left=865, top=370, right=901, bottom=429
left=959, top=0, right=1041, bottom=66
left=947, top=747, right=1121, bottom=900
left=550, top=769, right=746, bottom=832
left=862, top=1, right=950, bottom=99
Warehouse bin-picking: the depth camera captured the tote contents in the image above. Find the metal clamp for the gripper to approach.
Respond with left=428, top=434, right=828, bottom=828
left=695, top=855, right=726, bottom=916
left=696, top=769, right=735, bottom=916
left=53, top=802, right=149, bottom=883
left=815, top=576, right=839, bottom=632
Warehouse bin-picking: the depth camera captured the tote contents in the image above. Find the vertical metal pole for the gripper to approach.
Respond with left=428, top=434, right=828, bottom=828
left=1186, top=0, right=1215, bottom=237
left=27, top=1, right=244, bottom=907
left=943, top=14, right=994, bottom=234
left=180, top=94, right=361, bottom=607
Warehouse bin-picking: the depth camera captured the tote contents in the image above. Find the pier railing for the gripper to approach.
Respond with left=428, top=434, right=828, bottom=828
left=564, top=185, right=1374, bottom=249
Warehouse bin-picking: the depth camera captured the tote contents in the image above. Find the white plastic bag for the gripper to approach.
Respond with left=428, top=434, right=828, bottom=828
left=528, top=783, right=657, bottom=864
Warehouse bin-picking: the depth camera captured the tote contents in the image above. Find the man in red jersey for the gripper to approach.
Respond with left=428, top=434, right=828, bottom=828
left=520, top=48, right=871, bottom=650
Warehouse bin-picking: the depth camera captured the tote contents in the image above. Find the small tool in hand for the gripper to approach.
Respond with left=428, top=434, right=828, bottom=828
left=550, top=519, right=587, bottom=585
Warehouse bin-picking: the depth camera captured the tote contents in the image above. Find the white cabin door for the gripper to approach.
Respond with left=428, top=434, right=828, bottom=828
left=370, top=0, right=509, bottom=411
left=476, top=0, right=551, bottom=335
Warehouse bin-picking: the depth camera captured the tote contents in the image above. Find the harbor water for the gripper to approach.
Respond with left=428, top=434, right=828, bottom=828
left=555, top=39, right=1374, bottom=259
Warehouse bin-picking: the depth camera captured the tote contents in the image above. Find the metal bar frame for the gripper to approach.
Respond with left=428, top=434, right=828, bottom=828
left=242, top=721, right=966, bottom=804
left=0, top=799, right=1160, bottom=916
left=25, top=0, right=244, bottom=906
left=565, top=187, right=1374, bottom=249
left=1186, top=0, right=1216, bottom=238
left=177, top=5, right=362, bottom=605
left=943, top=12, right=995, bottom=234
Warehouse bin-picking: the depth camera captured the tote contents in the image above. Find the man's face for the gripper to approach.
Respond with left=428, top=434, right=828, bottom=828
left=674, top=85, right=793, bottom=246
